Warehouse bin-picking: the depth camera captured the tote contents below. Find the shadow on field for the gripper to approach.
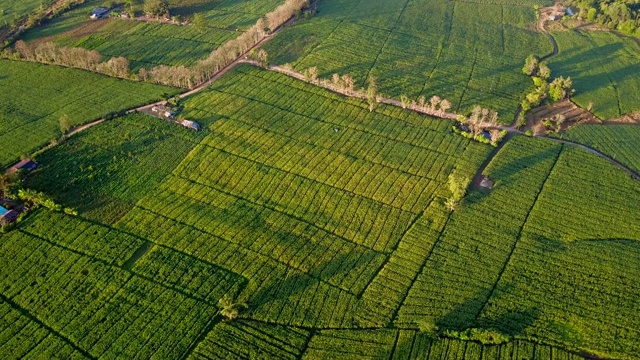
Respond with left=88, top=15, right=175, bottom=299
left=435, top=287, right=540, bottom=337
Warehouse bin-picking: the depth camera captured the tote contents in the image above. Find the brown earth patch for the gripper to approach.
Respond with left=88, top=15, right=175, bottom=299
left=527, top=99, right=600, bottom=135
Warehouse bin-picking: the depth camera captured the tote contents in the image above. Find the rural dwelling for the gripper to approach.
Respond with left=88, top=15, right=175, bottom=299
left=164, top=110, right=176, bottom=118
left=180, top=120, right=201, bottom=131
left=0, top=205, right=18, bottom=226
left=90, top=7, right=110, bottom=20
left=6, top=159, right=38, bottom=174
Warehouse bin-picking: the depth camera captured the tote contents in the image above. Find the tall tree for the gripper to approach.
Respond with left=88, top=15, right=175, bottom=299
left=192, top=13, right=208, bottom=32
left=144, top=0, right=169, bottom=18
left=367, top=75, right=378, bottom=112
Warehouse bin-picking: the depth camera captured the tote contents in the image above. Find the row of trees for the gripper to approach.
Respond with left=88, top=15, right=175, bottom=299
left=9, top=40, right=131, bottom=79
left=156, top=0, right=309, bottom=87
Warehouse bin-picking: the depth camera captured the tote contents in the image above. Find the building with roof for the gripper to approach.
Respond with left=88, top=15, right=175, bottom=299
left=90, top=7, right=110, bottom=20
left=5, top=159, right=38, bottom=175
left=180, top=120, right=201, bottom=131
left=0, top=205, right=18, bottom=225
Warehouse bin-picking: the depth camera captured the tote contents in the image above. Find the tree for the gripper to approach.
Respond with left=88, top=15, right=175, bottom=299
left=537, top=62, right=551, bottom=80
left=439, top=99, right=452, bottom=114
left=192, top=13, right=207, bottom=32
left=489, top=129, right=505, bottom=145
left=429, top=95, right=441, bottom=111
left=144, top=0, right=169, bottom=18
left=59, top=114, right=71, bottom=134
left=522, top=54, right=539, bottom=76
left=446, top=174, right=471, bottom=211
left=367, top=75, right=378, bottom=112
left=587, top=7, right=597, bottom=21
left=218, top=296, right=247, bottom=321
left=548, top=76, right=574, bottom=102
left=341, top=74, right=354, bottom=95
left=308, top=66, right=318, bottom=84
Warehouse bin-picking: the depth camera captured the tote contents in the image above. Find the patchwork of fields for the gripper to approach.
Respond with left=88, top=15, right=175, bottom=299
left=263, top=0, right=553, bottom=122
left=21, top=0, right=283, bottom=69
left=0, top=60, right=176, bottom=168
left=548, top=30, right=640, bottom=119
left=2, top=0, right=640, bottom=357
left=0, top=65, right=637, bottom=359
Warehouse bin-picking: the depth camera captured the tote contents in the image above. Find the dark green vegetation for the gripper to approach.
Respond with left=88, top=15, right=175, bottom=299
left=548, top=30, right=640, bottom=119
left=560, top=124, right=640, bottom=174
left=0, top=60, right=176, bottom=168
left=573, top=0, right=640, bottom=36
left=1, top=65, right=639, bottom=359
left=20, top=0, right=282, bottom=69
left=263, top=0, right=553, bottom=122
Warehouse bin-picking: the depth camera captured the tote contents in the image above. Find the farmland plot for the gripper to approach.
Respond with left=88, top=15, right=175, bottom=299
left=548, top=31, right=640, bottom=119
left=25, top=113, right=201, bottom=224
left=560, top=125, right=640, bottom=174
left=0, top=60, right=176, bottom=168
left=264, top=0, right=552, bottom=121
left=478, top=145, right=640, bottom=358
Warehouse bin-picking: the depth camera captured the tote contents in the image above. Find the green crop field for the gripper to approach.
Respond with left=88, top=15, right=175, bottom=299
left=0, top=60, right=176, bottom=168
left=0, top=0, right=52, bottom=25
left=20, top=0, right=283, bottom=70
left=548, top=30, right=640, bottom=119
left=263, top=0, right=553, bottom=123
left=1, top=64, right=637, bottom=359
left=558, top=124, right=640, bottom=174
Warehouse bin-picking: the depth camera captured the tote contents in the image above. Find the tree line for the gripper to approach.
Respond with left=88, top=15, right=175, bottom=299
left=573, top=0, right=640, bottom=36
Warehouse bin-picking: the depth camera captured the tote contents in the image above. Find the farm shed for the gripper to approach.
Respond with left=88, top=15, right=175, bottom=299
left=6, top=159, right=38, bottom=174
left=90, top=7, right=110, bottom=20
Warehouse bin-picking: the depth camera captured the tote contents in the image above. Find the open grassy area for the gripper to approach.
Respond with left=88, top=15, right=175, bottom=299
left=548, top=30, right=640, bottom=120
left=1, top=65, right=637, bottom=359
left=19, top=0, right=282, bottom=70
left=263, top=0, right=552, bottom=123
left=0, top=60, right=176, bottom=168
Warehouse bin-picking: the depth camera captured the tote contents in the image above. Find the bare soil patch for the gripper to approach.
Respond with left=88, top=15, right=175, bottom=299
left=527, top=99, right=599, bottom=135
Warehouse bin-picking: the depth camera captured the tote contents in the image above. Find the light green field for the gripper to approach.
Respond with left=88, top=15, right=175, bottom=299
left=0, top=59, right=177, bottom=168
left=263, top=0, right=553, bottom=123
left=548, top=30, right=640, bottom=119
left=1, top=65, right=637, bottom=359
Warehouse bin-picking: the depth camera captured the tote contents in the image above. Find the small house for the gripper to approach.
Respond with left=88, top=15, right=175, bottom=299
left=164, top=110, right=176, bottom=118
left=6, top=159, right=38, bottom=174
left=180, top=120, right=201, bottom=131
left=90, top=7, right=110, bottom=20
left=0, top=206, right=17, bottom=225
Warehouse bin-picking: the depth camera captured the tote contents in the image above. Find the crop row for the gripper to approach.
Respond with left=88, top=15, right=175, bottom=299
left=0, top=231, right=216, bottom=358
left=125, top=175, right=387, bottom=294
left=200, top=124, right=438, bottom=213
left=175, top=144, right=416, bottom=253
left=396, top=137, right=563, bottom=329
left=115, top=206, right=362, bottom=328
left=191, top=320, right=310, bottom=360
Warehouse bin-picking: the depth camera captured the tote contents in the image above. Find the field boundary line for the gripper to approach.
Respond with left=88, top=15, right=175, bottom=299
left=0, top=293, right=97, bottom=360
left=390, top=210, right=454, bottom=325
left=418, top=1, right=455, bottom=101
left=471, top=143, right=563, bottom=323
left=455, top=48, right=479, bottom=112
